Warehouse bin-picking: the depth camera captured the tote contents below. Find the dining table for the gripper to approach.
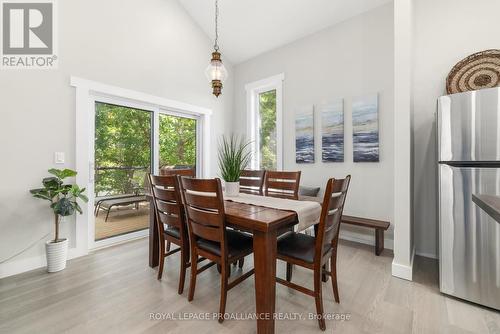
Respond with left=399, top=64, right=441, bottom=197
left=148, top=194, right=319, bottom=334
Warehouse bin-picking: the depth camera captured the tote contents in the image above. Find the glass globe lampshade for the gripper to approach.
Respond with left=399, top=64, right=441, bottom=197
left=205, top=51, right=228, bottom=97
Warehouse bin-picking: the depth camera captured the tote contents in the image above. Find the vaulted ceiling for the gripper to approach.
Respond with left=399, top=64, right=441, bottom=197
left=178, top=0, right=392, bottom=64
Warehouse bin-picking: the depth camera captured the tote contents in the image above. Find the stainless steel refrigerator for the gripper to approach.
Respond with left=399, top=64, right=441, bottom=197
left=438, top=87, right=500, bottom=310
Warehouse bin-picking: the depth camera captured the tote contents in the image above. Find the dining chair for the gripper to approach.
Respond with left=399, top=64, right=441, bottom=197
left=276, top=176, right=351, bottom=331
left=180, top=177, right=255, bottom=323
left=264, top=171, right=301, bottom=200
left=157, top=168, right=196, bottom=252
left=239, top=169, right=266, bottom=195
left=148, top=174, right=190, bottom=294
left=160, top=168, right=196, bottom=177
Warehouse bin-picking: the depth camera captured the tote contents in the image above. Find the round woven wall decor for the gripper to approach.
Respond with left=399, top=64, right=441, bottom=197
left=446, top=49, right=500, bottom=94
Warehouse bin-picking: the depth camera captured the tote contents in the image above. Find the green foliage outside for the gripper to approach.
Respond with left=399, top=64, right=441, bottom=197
left=94, top=103, right=196, bottom=196
left=159, top=114, right=196, bottom=169
left=259, top=90, right=277, bottom=170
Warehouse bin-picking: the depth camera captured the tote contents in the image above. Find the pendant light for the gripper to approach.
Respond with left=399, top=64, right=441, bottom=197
left=205, top=0, right=227, bottom=97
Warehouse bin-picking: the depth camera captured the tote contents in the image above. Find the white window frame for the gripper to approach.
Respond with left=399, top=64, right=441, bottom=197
left=245, top=73, right=284, bottom=170
left=71, top=76, right=211, bottom=253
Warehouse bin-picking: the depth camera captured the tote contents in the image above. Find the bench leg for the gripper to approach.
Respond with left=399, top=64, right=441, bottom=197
left=105, top=207, right=112, bottom=222
left=375, top=229, right=384, bottom=256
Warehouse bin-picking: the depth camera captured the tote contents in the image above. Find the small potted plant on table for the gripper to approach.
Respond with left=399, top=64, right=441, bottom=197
left=218, top=135, right=252, bottom=197
left=30, top=168, right=88, bottom=272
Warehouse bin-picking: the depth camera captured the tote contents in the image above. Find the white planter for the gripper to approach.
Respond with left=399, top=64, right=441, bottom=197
left=225, top=181, right=240, bottom=197
left=45, top=238, right=68, bottom=273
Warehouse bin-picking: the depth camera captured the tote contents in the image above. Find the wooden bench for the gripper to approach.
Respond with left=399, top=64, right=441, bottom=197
left=299, top=195, right=390, bottom=255
left=341, top=215, right=390, bottom=256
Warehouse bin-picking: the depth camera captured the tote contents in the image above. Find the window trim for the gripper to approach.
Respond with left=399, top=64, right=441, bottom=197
left=245, top=73, right=284, bottom=170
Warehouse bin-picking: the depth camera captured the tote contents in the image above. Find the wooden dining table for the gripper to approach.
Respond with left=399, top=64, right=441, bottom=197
left=148, top=197, right=298, bottom=334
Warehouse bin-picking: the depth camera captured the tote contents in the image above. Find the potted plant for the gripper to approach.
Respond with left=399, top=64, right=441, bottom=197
left=218, top=134, right=252, bottom=197
left=30, top=168, right=88, bottom=272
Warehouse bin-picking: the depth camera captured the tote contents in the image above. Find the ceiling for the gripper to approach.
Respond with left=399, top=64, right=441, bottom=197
left=178, top=0, right=392, bottom=64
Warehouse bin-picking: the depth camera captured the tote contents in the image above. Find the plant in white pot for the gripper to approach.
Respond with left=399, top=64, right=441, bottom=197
left=218, top=135, right=252, bottom=197
left=30, top=168, right=88, bottom=273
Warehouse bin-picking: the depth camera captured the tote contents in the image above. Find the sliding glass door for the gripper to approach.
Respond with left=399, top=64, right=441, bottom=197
left=94, top=102, right=153, bottom=242
left=92, top=102, right=200, bottom=245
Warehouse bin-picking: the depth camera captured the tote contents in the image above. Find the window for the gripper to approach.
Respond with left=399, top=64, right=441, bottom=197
left=158, top=113, right=198, bottom=173
left=246, top=74, right=284, bottom=170
left=258, top=90, right=277, bottom=169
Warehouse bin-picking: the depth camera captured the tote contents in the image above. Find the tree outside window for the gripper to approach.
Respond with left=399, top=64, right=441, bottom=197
left=259, top=90, right=277, bottom=170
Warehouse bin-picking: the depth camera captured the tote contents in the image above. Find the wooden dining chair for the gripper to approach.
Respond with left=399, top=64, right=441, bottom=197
left=180, top=177, right=255, bottom=323
left=157, top=168, right=196, bottom=252
left=148, top=174, right=190, bottom=294
left=160, top=168, right=196, bottom=177
left=239, top=169, right=266, bottom=195
left=276, top=176, right=351, bottom=331
left=264, top=171, right=301, bottom=200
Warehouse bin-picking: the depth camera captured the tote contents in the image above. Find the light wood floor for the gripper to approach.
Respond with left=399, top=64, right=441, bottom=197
left=1, top=239, right=499, bottom=334
left=95, top=204, right=149, bottom=241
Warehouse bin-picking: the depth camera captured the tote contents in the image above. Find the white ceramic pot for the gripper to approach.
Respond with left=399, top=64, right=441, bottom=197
left=45, top=238, right=68, bottom=273
left=225, top=181, right=240, bottom=197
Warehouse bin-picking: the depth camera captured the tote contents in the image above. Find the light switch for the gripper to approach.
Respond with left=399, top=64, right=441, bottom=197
left=54, top=152, right=65, bottom=164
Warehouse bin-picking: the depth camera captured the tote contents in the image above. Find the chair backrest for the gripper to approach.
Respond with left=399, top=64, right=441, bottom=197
left=148, top=174, right=186, bottom=241
left=240, top=170, right=266, bottom=195
left=160, top=168, right=196, bottom=177
left=315, top=176, right=351, bottom=263
left=264, top=171, right=301, bottom=200
left=180, top=178, right=227, bottom=256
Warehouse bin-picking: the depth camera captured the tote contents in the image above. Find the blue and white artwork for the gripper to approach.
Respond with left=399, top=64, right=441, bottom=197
left=321, top=100, right=344, bottom=162
left=295, top=105, right=315, bottom=163
left=352, top=94, right=379, bottom=162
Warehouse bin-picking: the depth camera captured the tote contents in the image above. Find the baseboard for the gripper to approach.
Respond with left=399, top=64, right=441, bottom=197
left=415, top=251, right=438, bottom=260
left=391, top=247, right=415, bottom=281
left=339, top=230, right=394, bottom=250
left=0, top=247, right=86, bottom=279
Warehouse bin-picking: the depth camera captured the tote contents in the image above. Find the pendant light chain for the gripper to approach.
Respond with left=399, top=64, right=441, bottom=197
left=214, top=0, right=219, bottom=51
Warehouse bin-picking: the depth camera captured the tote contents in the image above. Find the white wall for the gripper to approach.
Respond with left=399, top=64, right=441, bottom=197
left=0, top=0, right=233, bottom=277
left=233, top=5, right=395, bottom=247
left=412, top=0, right=500, bottom=259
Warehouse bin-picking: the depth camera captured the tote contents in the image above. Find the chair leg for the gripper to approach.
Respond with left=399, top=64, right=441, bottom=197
left=330, top=253, right=340, bottom=303
left=238, top=258, right=244, bottom=269
left=166, top=241, right=171, bottom=252
left=322, top=263, right=329, bottom=282
left=188, top=250, right=198, bottom=302
left=217, top=263, right=230, bottom=277
left=104, top=207, right=111, bottom=222
left=314, top=268, right=326, bottom=331
left=286, top=263, right=293, bottom=282
left=218, top=263, right=228, bottom=323
left=157, top=246, right=165, bottom=280
left=178, top=246, right=188, bottom=295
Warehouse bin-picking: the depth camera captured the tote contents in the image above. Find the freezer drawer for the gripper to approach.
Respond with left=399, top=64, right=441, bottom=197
left=439, top=164, right=500, bottom=310
left=438, top=87, right=500, bottom=162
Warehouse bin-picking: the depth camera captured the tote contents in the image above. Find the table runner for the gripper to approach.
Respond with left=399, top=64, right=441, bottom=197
left=224, top=193, right=321, bottom=231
